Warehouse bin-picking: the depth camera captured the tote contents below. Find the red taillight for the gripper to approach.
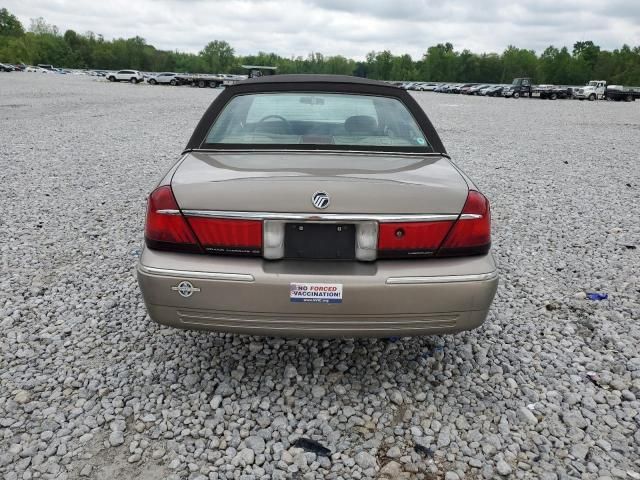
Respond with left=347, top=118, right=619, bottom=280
left=377, top=221, right=454, bottom=258
left=144, top=186, right=262, bottom=256
left=145, top=186, right=200, bottom=253
left=376, top=190, right=491, bottom=259
left=186, top=217, right=262, bottom=256
left=438, top=190, right=491, bottom=256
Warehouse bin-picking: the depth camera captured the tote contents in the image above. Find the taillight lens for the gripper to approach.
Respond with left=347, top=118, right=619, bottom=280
left=144, top=185, right=262, bottom=256
left=186, top=217, right=262, bottom=256
left=376, top=190, right=491, bottom=259
left=144, top=186, right=262, bottom=256
left=145, top=186, right=200, bottom=253
left=377, top=221, right=454, bottom=258
left=438, top=190, right=491, bottom=256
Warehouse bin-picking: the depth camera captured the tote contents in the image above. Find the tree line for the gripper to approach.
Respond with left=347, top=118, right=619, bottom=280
left=1, top=8, right=639, bottom=85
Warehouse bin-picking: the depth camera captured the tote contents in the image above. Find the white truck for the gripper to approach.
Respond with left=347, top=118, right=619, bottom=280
left=574, top=80, right=607, bottom=101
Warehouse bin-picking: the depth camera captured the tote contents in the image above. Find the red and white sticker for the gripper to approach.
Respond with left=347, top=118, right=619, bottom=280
left=290, top=283, right=343, bottom=304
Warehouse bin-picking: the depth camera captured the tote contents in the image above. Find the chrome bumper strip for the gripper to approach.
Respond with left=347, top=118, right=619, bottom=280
left=181, top=210, right=461, bottom=223
left=386, top=270, right=498, bottom=285
left=138, top=264, right=255, bottom=282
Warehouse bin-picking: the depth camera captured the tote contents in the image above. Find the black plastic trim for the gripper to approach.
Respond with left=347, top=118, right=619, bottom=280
left=436, top=243, right=492, bottom=257
left=145, top=238, right=202, bottom=254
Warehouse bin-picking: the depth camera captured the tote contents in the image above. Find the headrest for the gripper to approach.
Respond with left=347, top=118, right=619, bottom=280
left=344, top=115, right=377, bottom=135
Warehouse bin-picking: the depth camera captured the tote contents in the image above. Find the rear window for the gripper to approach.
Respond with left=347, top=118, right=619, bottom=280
left=205, top=93, right=431, bottom=150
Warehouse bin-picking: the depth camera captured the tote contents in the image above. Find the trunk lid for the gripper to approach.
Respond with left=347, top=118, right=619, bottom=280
left=171, top=152, right=469, bottom=214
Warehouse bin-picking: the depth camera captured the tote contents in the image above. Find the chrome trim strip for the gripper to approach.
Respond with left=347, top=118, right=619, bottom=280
left=182, top=210, right=460, bottom=222
left=459, top=213, right=483, bottom=220
left=157, top=209, right=181, bottom=215
left=138, top=264, right=254, bottom=282
left=187, top=148, right=446, bottom=158
left=386, top=271, right=498, bottom=285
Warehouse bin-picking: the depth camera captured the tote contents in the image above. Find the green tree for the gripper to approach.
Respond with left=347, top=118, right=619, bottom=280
left=573, top=41, right=600, bottom=68
left=501, top=46, right=538, bottom=82
left=457, top=49, right=480, bottom=82
left=390, top=54, right=416, bottom=80
left=323, top=55, right=355, bottom=75
left=199, top=40, right=235, bottom=73
left=375, top=51, right=394, bottom=80
left=0, top=7, right=24, bottom=36
left=420, top=43, right=457, bottom=81
left=475, top=53, right=503, bottom=83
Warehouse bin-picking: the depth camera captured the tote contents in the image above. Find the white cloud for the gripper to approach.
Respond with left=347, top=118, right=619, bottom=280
left=4, top=0, right=639, bottom=59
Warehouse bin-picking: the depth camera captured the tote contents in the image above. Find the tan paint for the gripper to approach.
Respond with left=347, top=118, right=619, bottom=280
left=171, top=152, right=469, bottom=214
left=137, top=247, right=497, bottom=337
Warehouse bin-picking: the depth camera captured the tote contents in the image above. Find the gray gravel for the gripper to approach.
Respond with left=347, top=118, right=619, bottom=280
left=1, top=73, right=639, bottom=479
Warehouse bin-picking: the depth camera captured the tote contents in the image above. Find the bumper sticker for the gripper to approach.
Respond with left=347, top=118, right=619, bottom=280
left=290, top=283, right=343, bottom=304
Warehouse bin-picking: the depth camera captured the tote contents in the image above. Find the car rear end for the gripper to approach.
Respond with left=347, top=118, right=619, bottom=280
left=137, top=153, right=497, bottom=338
left=136, top=77, right=497, bottom=337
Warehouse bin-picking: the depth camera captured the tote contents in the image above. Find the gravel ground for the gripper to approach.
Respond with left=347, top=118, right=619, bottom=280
left=1, top=73, right=639, bottom=480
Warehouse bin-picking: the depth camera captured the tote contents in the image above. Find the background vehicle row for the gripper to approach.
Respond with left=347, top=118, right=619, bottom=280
left=397, top=78, right=639, bottom=101
left=2, top=66, right=638, bottom=100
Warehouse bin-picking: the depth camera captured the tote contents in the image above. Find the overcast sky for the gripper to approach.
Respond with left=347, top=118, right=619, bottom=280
left=5, top=0, right=639, bottom=59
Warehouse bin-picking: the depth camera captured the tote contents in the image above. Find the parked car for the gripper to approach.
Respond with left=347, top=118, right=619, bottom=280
left=406, top=82, right=424, bottom=90
left=417, top=83, right=438, bottom=91
left=434, top=84, right=451, bottom=93
left=148, top=72, right=179, bottom=85
left=106, top=70, right=144, bottom=83
left=0, top=63, right=15, bottom=72
left=136, top=74, right=498, bottom=338
left=409, top=83, right=438, bottom=91
left=459, top=84, right=479, bottom=94
left=477, top=85, right=494, bottom=95
left=491, top=85, right=508, bottom=96
left=448, top=84, right=472, bottom=94
left=466, top=84, right=490, bottom=95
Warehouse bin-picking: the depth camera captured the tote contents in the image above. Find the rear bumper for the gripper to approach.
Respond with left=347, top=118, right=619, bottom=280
left=136, top=247, right=498, bottom=338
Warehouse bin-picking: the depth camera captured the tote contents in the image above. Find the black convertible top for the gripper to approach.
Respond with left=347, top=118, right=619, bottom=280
left=185, top=75, right=447, bottom=154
